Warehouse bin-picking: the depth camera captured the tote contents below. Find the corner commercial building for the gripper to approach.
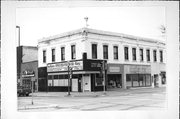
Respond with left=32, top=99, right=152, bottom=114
left=38, top=28, right=166, bottom=92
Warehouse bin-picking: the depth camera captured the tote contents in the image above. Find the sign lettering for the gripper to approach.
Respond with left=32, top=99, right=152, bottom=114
left=47, top=61, right=83, bottom=72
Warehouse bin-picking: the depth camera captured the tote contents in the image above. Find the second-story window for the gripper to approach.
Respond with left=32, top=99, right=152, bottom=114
left=43, top=50, right=46, bottom=63
left=113, top=46, right=118, bottom=60
left=92, top=44, right=97, bottom=59
left=153, top=50, right=157, bottom=62
left=124, top=47, right=129, bottom=60
left=71, top=45, right=76, bottom=59
left=146, top=49, right=150, bottom=62
left=103, top=45, right=108, bottom=59
left=61, top=47, right=65, bottom=61
left=160, top=50, right=163, bottom=62
left=132, top=48, right=136, bottom=61
left=52, top=48, right=55, bottom=62
left=140, top=49, right=143, bottom=61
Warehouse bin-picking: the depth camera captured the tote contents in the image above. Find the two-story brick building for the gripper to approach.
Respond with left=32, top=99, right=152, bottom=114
left=38, top=28, right=166, bottom=92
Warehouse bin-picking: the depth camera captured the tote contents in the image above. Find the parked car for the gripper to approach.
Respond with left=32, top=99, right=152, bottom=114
left=17, top=85, right=31, bottom=97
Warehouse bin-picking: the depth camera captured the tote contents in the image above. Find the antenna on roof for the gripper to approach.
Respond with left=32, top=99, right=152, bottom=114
left=84, top=17, right=89, bottom=28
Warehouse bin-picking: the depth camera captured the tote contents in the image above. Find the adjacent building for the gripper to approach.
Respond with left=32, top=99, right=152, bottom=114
left=38, top=28, right=166, bottom=92
left=17, top=46, right=38, bottom=92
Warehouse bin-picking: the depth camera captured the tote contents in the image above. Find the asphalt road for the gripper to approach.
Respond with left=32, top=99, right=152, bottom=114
left=18, top=87, right=166, bottom=111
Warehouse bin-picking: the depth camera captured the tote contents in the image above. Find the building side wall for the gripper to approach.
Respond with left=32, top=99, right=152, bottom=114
left=22, top=47, right=38, bottom=63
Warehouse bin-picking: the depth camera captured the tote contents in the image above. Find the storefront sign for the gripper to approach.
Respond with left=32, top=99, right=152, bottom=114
left=83, top=60, right=107, bottom=71
left=127, top=65, right=151, bottom=74
left=47, top=61, right=83, bottom=72
left=22, top=70, right=35, bottom=77
left=91, top=62, right=102, bottom=68
left=109, top=67, right=120, bottom=72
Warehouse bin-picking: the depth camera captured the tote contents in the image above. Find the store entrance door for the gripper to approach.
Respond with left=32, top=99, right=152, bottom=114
left=83, top=75, right=91, bottom=92
left=72, top=78, right=78, bottom=92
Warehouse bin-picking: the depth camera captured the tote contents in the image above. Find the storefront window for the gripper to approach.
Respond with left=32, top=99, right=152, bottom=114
left=132, top=75, right=138, bottom=87
left=48, top=75, right=69, bottom=86
left=126, top=74, right=151, bottom=87
left=48, top=80, right=53, bottom=86
left=59, top=79, right=68, bottom=86
left=95, top=74, right=103, bottom=86
left=146, top=75, right=151, bottom=86
left=126, top=74, right=132, bottom=87
left=48, top=75, right=53, bottom=86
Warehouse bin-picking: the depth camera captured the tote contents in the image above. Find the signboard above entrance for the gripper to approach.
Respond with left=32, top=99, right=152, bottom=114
left=47, top=61, right=83, bottom=72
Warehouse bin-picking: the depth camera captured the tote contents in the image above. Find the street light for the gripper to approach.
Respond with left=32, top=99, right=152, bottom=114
left=16, top=26, right=20, bottom=46
left=16, top=26, right=21, bottom=85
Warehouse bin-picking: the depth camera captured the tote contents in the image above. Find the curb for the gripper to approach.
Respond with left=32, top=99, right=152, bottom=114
left=18, top=105, right=58, bottom=110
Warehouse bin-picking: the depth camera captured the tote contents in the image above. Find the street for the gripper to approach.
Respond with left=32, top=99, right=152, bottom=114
left=18, top=87, right=167, bottom=111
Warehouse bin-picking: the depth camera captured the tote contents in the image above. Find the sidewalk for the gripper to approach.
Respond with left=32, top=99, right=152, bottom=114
left=29, top=86, right=165, bottom=97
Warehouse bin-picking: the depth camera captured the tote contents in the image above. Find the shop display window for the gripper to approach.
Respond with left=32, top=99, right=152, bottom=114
left=48, top=80, right=52, bottom=86
left=95, top=74, right=103, bottom=86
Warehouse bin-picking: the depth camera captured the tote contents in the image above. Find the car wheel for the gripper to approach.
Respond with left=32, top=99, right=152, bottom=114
left=26, top=93, right=29, bottom=96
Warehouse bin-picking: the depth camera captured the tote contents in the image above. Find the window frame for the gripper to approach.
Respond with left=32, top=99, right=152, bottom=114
left=103, top=45, right=108, bottom=59
left=153, top=50, right=157, bottom=62
left=71, top=45, right=76, bottom=60
left=113, top=45, right=118, bottom=60
left=160, top=50, right=163, bottom=62
left=92, top=43, right=97, bottom=59
left=51, top=48, right=55, bottom=62
left=61, top=47, right=65, bottom=61
left=146, top=49, right=150, bottom=62
left=124, top=46, right=129, bottom=61
left=43, top=50, right=46, bottom=63
left=132, top=47, right=136, bottom=61
left=139, top=48, right=144, bottom=62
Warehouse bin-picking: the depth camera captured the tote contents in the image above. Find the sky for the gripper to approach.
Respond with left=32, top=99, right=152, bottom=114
left=16, top=7, right=165, bottom=46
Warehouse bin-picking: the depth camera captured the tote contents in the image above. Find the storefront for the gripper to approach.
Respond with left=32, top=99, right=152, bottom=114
left=107, top=64, right=123, bottom=89
left=124, top=64, right=151, bottom=88
left=20, top=61, right=38, bottom=92
left=41, top=59, right=107, bottom=92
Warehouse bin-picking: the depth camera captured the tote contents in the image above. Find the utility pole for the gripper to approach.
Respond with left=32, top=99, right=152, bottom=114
left=67, top=62, right=72, bottom=96
left=68, top=62, right=70, bottom=96
left=16, top=26, right=20, bottom=46
left=102, top=61, right=106, bottom=95
left=16, top=26, right=21, bottom=85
